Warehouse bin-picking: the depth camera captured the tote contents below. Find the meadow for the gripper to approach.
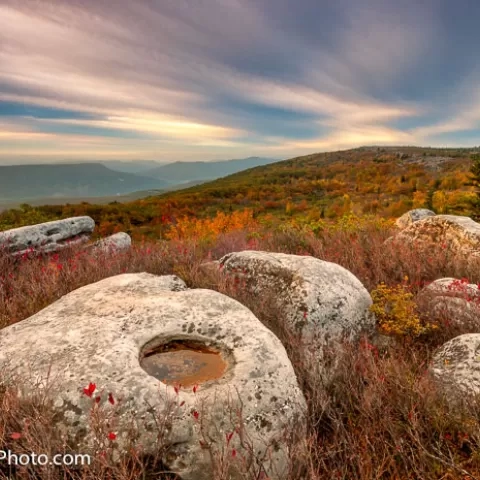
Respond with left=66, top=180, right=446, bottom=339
left=1, top=213, right=480, bottom=479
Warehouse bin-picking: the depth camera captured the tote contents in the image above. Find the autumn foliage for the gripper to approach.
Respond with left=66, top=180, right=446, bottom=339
left=370, top=279, right=437, bottom=337
left=1, top=146, right=478, bottom=241
left=165, top=209, right=258, bottom=241
left=2, top=146, right=480, bottom=478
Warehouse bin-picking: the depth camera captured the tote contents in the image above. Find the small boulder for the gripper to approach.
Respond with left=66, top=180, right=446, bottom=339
left=430, top=334, right=480, bottom=400
left=416, top=278, right=480, bottom=328
left=210, top=251, right=375, bottom=348
left=0, top=273, right=306, bottom=480
left=395, top=209, right=435, bottom=229
left=89, top=232, right=132, bottom=253
left=0, top=217, right=95, bottom=256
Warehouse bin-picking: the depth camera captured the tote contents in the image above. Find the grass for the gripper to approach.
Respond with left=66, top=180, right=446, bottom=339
left=1, top=221, right=480, bottom=479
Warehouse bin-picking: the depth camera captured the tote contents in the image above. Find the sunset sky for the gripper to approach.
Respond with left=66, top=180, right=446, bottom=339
left=1, top=0, right=480, bottom=164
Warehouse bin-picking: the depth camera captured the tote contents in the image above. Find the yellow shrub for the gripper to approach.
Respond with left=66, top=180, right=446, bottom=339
left=285, top=214, right=395, bottom=235
left=321, top=214, right=395, bottom=234
left=370, top=281, right=436, bottom=337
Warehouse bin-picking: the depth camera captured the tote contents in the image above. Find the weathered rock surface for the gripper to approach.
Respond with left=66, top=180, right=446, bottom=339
left=0, top=217, right=95, bottom=256
left=395, top=209, right=436, bottom=229
left=430, top=334, right=480, bottom=400
left=209, top=251, right=375, bottom=348
left=89, top=232, right=132, bottom=253
left=0, top=273, right=306, bottom=480
left=387, top=215, right=480, bottom=258
left=417, top=278, right=480, bottom=327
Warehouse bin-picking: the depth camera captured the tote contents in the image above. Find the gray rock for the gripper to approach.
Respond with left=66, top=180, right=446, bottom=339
left=213, top=251, right=375, bottom=349
left=0, top=273, right=306, bottom=480
left=0, top=217, right=95, bottom=256
left=395, top=209, right=436, bottom=229
left=420, top=277, right=480, bottom=297
left=430, top=334, right=480, bottom=400
left=369, top=331, right=396, bottom=352
left=416, top=278, right=480, bottom=328
left=387, top=215, right=480, bottom=258
left=90, top=232, right=132, bottom=253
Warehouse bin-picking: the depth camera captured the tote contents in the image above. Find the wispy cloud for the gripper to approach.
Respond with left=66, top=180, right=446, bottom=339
left=1, top=0, right=480, bottom=163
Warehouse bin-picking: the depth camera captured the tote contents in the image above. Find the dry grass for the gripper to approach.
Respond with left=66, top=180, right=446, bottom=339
left=1, top=224, right=480, bottom=479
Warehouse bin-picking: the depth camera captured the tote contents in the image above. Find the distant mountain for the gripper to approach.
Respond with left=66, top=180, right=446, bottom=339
left=144, top=157, right=280, bottom=184
left=0, top=180, right=209, bottom=212
left=99, top=160, right=168, bottom=175
left=0, top=163, right=169, bottom=200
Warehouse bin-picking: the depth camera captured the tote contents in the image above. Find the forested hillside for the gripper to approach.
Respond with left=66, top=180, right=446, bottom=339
left=1, top=146, right=477, bottom=240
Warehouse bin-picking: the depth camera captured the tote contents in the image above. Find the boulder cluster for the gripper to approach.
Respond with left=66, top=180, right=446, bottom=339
left=1, top=210, right=480, bottom=478
left=390, top=209, right=480, bottom=402
left=0, top=216, right=131, bottom=257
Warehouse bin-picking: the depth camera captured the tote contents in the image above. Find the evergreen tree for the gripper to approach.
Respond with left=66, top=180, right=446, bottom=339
left=425, top=179, right=441, bottom=211
left=466, top=154, right=480, bottom=219
left=425, top=188, right=435, bottom=211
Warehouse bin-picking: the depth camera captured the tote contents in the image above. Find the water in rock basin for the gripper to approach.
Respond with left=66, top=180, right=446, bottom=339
left=141, top=341, right=227, bottom=386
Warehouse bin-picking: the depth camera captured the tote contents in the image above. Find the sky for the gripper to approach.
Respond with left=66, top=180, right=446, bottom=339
left=1, top=0, right=480, bottom=164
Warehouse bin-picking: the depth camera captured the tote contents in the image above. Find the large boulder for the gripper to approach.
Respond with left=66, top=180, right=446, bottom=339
left=430, top=334, right=480, bottom=401
left=416, top=278, right=480, bottom=328
left=387, top=215, right=480, bottom=258
left=395, top=209, right=436, bottom=229
left=0, top=273, right=306, bottom=480
left=209, top=251, right=375, bottom=349
left=0, top=217, right=95, bottom=256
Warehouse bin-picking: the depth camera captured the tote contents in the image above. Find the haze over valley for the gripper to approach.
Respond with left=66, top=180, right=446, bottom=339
left=0, top=156, right=279, bottom=209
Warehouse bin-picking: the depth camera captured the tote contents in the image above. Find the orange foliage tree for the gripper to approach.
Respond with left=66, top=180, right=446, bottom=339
left=165, top=209, right=258, bottom=241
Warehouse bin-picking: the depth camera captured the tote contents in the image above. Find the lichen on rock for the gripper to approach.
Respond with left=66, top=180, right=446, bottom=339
left=0, top=272, right=306, bottom=480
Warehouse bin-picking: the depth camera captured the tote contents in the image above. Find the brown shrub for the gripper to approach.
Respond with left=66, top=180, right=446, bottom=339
left=1, top=225, right=480, bottom=478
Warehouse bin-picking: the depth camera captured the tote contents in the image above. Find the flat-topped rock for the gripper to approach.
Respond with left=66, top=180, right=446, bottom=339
left=0, top=273, right=306, bottom=480
left=395, top=209, right=436, bottom=229
left=0, top=216, right=95, bottom=256
left=209, top=251, right=375, bottom=349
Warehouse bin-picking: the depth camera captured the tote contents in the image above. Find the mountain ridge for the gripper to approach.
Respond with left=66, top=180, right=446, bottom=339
left=144, top=156, right=280, bottom=184
left=0, top=163, right=169, bottom=200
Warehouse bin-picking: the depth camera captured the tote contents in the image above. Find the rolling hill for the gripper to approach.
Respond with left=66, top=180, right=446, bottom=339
left=99, top=160, right=168, bottom=174
left=131, top=146, right=477, bottom=222
left=0, top=163, right=169, bottom=200
left=144, top=156, right=280, bottom=184
left=1, top=146, right=478, bottom=237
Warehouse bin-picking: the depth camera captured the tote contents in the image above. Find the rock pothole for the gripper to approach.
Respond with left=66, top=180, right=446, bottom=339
left=140, top=340, right=229, bottom=387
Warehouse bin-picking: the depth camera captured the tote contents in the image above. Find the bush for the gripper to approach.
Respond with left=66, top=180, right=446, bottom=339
left=370, top=279, right=437, bottom=337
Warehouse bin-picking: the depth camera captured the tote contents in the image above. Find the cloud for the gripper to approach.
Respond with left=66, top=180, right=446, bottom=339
left=1, top=0, right=480, bottom=162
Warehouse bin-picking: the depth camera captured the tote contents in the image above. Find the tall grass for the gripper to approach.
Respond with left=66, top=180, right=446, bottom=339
left=1, top=223, right=480, bottom=479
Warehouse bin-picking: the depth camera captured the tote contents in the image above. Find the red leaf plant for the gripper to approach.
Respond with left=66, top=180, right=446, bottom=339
left=83, top=383, right=96, bottom=398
